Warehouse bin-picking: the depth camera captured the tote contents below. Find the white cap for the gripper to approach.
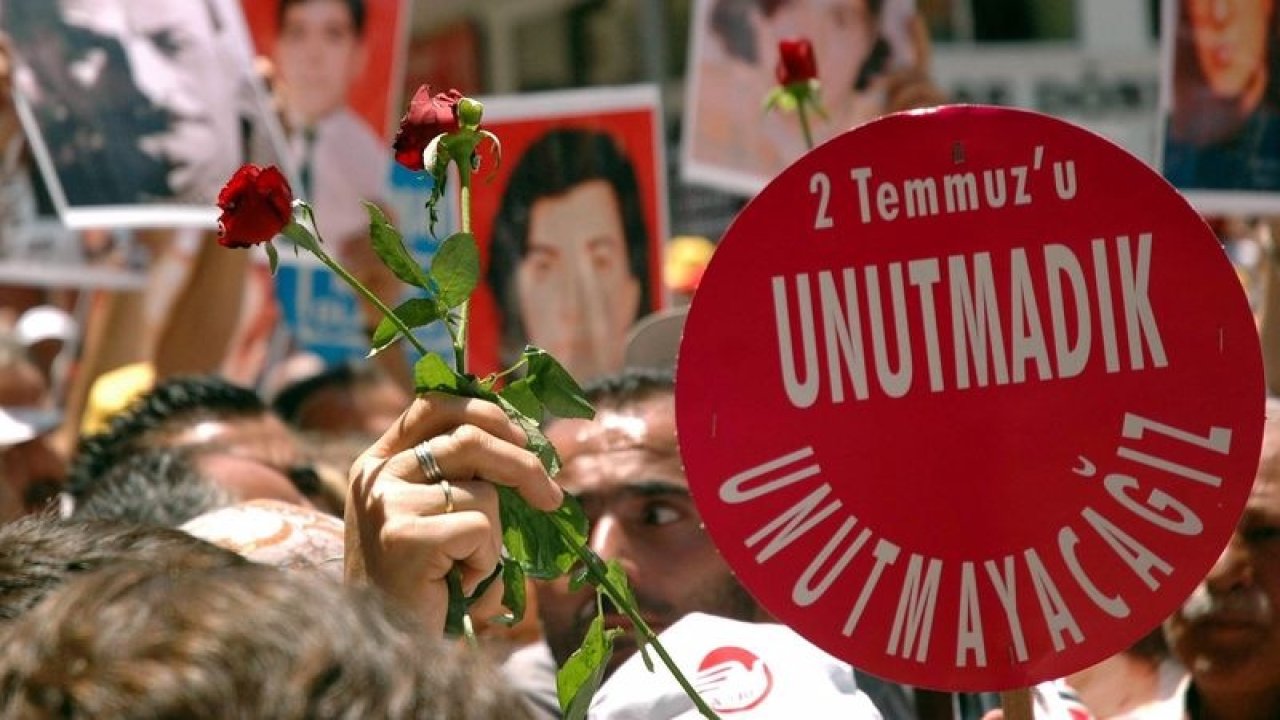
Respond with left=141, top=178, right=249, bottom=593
left=0, top=407, right=61, bottom=448
left=589, top=613, right=884, bottom=719
left=623, top=307, right=688, bottom=373
left=15, top=305, right=77, bottom=346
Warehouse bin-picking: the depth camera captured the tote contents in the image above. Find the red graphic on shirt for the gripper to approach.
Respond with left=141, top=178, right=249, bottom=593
left=695, top=646, right=775, bottom=712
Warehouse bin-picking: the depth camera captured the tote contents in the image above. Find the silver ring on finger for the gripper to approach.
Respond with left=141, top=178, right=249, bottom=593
left=439, top=479, right=455, bottom=514
left=413, top=440, right=446, bottom=484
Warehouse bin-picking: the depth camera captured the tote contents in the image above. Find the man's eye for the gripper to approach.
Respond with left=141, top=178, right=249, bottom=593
left=643, top=502, right=681, bottom=526
left=148, top=30, right=183, bottom=58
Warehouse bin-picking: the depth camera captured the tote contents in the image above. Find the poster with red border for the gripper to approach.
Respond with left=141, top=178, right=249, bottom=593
left=240, top=0, right=408, bottom=139
left=466, top=85, right=669, bottom=382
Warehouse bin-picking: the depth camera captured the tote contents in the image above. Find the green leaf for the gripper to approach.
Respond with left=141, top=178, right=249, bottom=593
left=498, top=378, right=543, bottom=420
left=557, top=612, right=621, bottom=720
left=430, top=232, right=480, bottom=308
left=366, top=201, right=430, bottom=290
left=498, top=488, right=586, bottom=579
left=370, top=298, right=442, bottom=355
left=569, top=564, right=591, bottom=592
left=281, top=219, right=321, bottom=256
left=523, top=347, right=595, bottom=420
left=414, top=354, right=461, bottom=393
left=495, top=559, right=527, bottom=626
left=490, top=394, right=561, bottom=475
left=600, top=560, right=653, bottom=672
left=264, top=241, right=279, bottom=275
left=762, top=86, right=787, bottom=112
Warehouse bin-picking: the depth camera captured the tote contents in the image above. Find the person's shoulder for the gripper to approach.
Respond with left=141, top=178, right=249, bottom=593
left=500, top=642, right=560, bottom=720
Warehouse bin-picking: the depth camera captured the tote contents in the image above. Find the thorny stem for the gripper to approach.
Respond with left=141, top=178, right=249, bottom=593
left=453, top=160, right=474, bottom=375
left=298, top=206, right=430, bottom=357
left=447, top=160, right=477, bottom=646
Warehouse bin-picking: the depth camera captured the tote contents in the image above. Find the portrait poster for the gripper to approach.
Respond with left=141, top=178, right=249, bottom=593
left=3, top=0, right=287, bottom=230
left=239, top=0, right=408, bottom=139
left=682, top=0, right=918, bottom=196
left=466, top=85, right=668, bottom=384
left=1157, top=0, right=1280, bottom=214
left=234, top=0, right=416, bottom=371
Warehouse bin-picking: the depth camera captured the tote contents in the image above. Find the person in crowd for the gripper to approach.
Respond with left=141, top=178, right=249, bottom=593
left=0, top=516, right=244, bottom=625
left=1152, top=396, right=1280, bottom=719
left=1164, top=0, right=1280, bottom=190
left=71, top=445, right=315, bottom=527
left=0, top=330, right=65, bottom=523
left=503, top=372, right=760, bottom=691
left=340, top=365, right=890, bottom=717
left=68, top=374, right=334, bottom=514
left=181, top=499, right=345, bottom=578
left=0, top=563, right=533, bottom=719
left=1065, top=628, right=1183, bottom=718
left=271, top=360, right=408, bottom=437
left=485, top=128, right=654, bottom=384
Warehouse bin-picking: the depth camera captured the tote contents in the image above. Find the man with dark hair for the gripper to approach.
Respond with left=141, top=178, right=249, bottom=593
left=0, top=563, right=533, bottom=719
left=501, top=369, right=766, bottom=715
left=71, top=446, right=236, bottom=527
left=271, top=360, right=407, bottom=436
left=0, top=516, right=244, bottom=625
left=486, top=128, right=653, bottom=382
left=68, top=375, right=322, bottom=513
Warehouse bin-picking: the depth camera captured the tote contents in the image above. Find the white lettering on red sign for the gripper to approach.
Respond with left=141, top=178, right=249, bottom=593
left=717, top=412, right=1224, bottom=671
left=772, top=234, right=1166, bottom=408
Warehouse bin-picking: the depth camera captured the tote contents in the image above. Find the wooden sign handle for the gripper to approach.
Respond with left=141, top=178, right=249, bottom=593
left=1000, top=688, right=1034, bottom=720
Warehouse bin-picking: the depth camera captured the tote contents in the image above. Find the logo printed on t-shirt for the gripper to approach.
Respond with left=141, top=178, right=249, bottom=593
left=694, top=646, right=775, bottom=712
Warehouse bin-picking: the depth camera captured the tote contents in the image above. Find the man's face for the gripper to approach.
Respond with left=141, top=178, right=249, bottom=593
left=517, top=179, right=642, bottom=383
left=536, top=393, right=758, bottom=676
left=1188, top=0, right=1273, bottom=98
left=275, top=0, right=365, bottom=124
left=0, top=359, right=65, bottom=523
left=168, top=414, right=312, bottom=507
left=1165, top=419, right=1280, bottom=695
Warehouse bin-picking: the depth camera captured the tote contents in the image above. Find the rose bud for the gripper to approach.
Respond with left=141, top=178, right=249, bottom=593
left=216, top=164, right=293, bottom=248
left=393, top=85, right=464, bottom=171
left=776, top=38, right=819, bottom=86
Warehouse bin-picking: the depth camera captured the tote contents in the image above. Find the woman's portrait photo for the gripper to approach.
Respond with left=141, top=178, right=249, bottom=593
left=1161, top=0, right=1280, bottom=211
left=683, top=0, right=929, bottom=195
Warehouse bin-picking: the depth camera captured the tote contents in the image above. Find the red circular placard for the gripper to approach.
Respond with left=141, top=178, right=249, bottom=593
left=675, top=106, right=1264, bottom=691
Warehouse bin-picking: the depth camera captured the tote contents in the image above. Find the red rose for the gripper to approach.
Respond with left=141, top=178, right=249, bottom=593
left=776, top=38, right=818, bottom=85
left=216, top=165, right=293, bottom=248
left=393, top=85, right=464, bottom=171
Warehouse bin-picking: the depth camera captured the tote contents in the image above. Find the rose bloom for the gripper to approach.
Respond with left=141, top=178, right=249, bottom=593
left=393, top=85, right=463, bottom=171
left=217, top=165, right=293, bottom=248
left=776, top=38, right=819, bottom=85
